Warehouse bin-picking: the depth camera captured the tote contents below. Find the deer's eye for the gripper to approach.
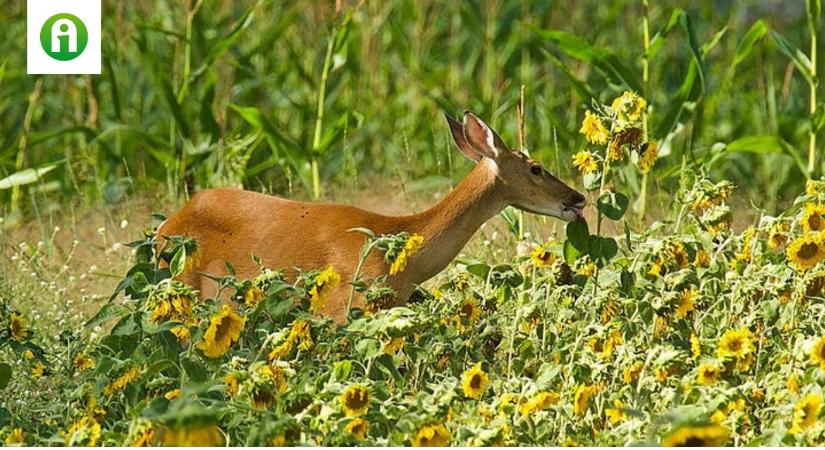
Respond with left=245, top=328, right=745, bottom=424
left=530, top=165, right=542, bottom=176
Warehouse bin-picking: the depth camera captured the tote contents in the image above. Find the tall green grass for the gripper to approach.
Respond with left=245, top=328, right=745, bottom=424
left=0, top=0, right=821, bottom=223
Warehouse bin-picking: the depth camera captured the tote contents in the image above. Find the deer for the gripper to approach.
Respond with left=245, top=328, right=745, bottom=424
left=157, top=112, right=586, bottom=323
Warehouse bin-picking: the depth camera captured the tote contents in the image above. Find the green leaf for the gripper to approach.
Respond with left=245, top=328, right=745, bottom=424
left=169, top=245, right=187, bottom=278
left=597, top=192, right=629, bottom=221
left=85, top=302, right=128, bottom=329
left=181, top=358, right=208, bottom=383
left=333, top=360, right=352, bottom=382
left=0, top=163, right=60, bottom=190
left=771, top=30, right=815, bottom=84
left=0, top=363, right=11, bottom=390
left=588, top=236, right=618, bottom=266
left=733, top=20, right=768, bottom=67
left=466, top=263, right=491, bottom=280
left=566, top=220, right=590, bottom=252
left=563, top=239, right=582, bottom=264
left=725, top=134, right=806, bottom=174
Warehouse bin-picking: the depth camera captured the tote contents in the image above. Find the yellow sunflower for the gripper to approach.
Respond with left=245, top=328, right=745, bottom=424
left=768, top=222, right=790, bottom=250
left=412, top=423, right=451, bottom=447
left=530, top=245, right=555, bottom=267
left=787, top=233, right=825, bottom=271
left=9, top=312, right=27, bottom=341
left=716, top=327, right=754, bottom=361
left=696, top=363, right=721, bottom=385
left=802, top=203, right=825, bottom=233
left=790, top=393, right=821, bottom=434
left=573, top=385, right=594, bottom=416
left=605, top=400, right=627, bottom=425
left=519, top=391, right=561, bottom=416
left=461, top=362, right=489, bottom=400
left=224, top=373, right=239, bottom=398
left=4, top=428, right=23, bottom=445
left=690, top=334, right=702, bottom=359
left=811, top=336, right=825, bottom=369
left=572, top=151, right=598, bottom=174
left=675, top=288, right=697, bottom=318
left=611, top=91, right=647, bottom=123
left=694, top=248, right=711, bottom=267
left=73, top=353, right=95, bottom=372
left=309, top=265, right=341, bottom=313
left=62, top=416, right=102, bottom=447
left=340, top=385, right=370, bottom=416
left=103, top=366, right=141, bottom=396
left=345, top=418, right=369, bottom=440
left=580, top=110, right=610, bottom=145
left=161, top=424, right=224, bottom=446
left=244, top=285, right=266, bottom=307
left=638, top=141, right=659, bottom=174
left=197, top=305, right=245, bottom=358
left=661, top=423, right=730, bottom=446
left=390, top=234, right=425, bottom=275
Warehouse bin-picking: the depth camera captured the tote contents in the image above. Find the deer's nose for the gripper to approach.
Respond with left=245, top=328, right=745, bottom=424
left=567, top=192, right=586, bottom=209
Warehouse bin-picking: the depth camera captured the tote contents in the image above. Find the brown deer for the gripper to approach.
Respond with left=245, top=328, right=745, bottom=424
left=158, top=112, right=586, bottom=322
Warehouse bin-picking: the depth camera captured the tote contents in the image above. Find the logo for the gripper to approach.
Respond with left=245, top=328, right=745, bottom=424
left=28, top=0, right=101, bottom=74
left=40, top=13, right=89, bottom=61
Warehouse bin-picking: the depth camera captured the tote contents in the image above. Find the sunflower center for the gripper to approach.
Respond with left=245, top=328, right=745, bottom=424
left=469, top=374, right=482, bottom=389
left=346, top=391, right=368, bottom=410
left=799, top=242, right=819, bottom=260
left=727, top=338, right=742, bottom=352
left=214, top=317, right=233, bottom=342
left=460, top=304, right=474, bottom=318
left=680, top=437, right=709, bottom=447
left=810, top=214, right=823, bottom=230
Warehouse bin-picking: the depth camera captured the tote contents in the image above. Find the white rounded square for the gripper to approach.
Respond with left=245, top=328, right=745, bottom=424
left=27, top=0, right=101, bottom=74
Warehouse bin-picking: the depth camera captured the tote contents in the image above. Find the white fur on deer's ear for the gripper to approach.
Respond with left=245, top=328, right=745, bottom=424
left=462, top=111, right=505, bottom=160
left=444, top=113, right=482, bottom=162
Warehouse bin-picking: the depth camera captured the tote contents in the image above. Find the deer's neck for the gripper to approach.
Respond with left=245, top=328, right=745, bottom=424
left=401, top=159, right=506, bottom=283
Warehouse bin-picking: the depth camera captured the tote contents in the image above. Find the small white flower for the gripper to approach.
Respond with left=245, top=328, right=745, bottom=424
left=120, top=219, right=129, bottom=229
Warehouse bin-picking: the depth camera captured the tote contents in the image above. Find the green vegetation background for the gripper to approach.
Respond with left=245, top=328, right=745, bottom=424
left=0, top=0, right=822, bottom=223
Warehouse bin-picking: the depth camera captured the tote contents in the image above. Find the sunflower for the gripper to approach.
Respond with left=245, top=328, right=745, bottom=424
left=383, top=336, right=404, bottom=355
left=103, top=366, right=141, bottom=396
left=789, top=375, right=800, bottom=394
left=461, top=362, right=489, bottom=400
left=623, top=362, right=644, bottom=383
left=309, top=265, right=341, bottom=313
left=573, top=385, right=594, bottom=416
left=768, top=222, right=790, bottom=250
left=73, top=353, right=95, bottom=372
left=694, top=248, right=711, bottom=267
left=457, top=297, right=481, bottom=324
left=197, top=305, right=245, bottom=358
left=638, top=141, right=659, bottom=174
left=9, top=312, right=27, bottom=341
left=164, top=389, right=181, bottom=400
left=530, top=245, right=555, bottom=267
left=611, top=91, right=647, bottom=123
left=412, top=423, right=451, bottom=447
left=4, top=428, right=23, bottom=445
left=811, top=336, right=825, bottom=369
left=608, top=127, right=643, bottom=160
left=224, top=373, right=240, bottom=398
left=790, top=393, right=821, bottom=434
left=161, top=424, right=224, bottom=446
left=605, top=400, right=627, bottom=425
left=345, top=418, right=369, bottom=440
left=389, top=234, right=425, bottom=275
left=519, top=391, right=561, bottom=416
left=580, top=110, right=610, bottom=145
left=340, top=385, right=370, bottom=416
left=572, top=151, right=598, bottom=174
left=787, top=233, right=825, bottom=271
left=32, top=363, right=47, bottom=378
left=268, top=319, right=313, bottom=360
left=63, top=416, right=102, bottom=447
left=716, top=327, right=754, bottom=361
left=696, top=363, right=720, bottom=385
left=675, top=288, right=697, bottom=319
left=661, top=423, right=729, bottom=447
left=244, top=285, right=266, bottom=307
left=690, top=334, right=702, bottom=359
left=802, top=203, right=825, bottom=233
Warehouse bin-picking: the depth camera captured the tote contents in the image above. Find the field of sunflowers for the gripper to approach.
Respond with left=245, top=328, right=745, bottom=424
left=2, top=91, right=825, bottom=446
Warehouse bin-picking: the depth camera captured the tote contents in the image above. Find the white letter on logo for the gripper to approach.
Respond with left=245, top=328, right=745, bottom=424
left=51, top=18, right=77, bottom=53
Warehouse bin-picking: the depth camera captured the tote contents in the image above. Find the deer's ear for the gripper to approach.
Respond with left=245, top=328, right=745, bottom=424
left=462, top=111, right=505, bottom=160
left=445, top=113, right=482, bottom=162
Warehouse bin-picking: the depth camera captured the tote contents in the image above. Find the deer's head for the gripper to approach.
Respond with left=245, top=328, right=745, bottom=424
left=446, top=111, right=586, bottom=222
